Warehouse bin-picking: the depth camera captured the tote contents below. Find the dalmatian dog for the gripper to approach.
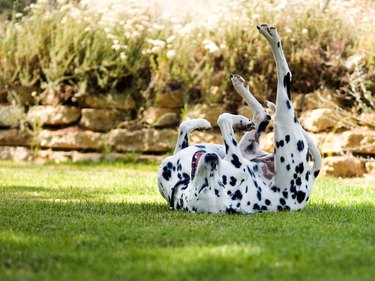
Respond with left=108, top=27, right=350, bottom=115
left=157, top=24, right=322, bottom=213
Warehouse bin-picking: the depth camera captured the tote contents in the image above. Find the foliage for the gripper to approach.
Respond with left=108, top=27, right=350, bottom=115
left=0, top=161, right=374, bottom=281
left=0, top=0, right=373, bottom=110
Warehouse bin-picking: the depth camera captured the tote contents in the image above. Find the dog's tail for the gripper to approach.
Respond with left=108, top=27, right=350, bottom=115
left=302, top=129, right=322, bottom=179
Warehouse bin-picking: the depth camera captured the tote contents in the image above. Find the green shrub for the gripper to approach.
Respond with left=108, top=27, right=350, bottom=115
left=0, top=0, right=373, bottom=111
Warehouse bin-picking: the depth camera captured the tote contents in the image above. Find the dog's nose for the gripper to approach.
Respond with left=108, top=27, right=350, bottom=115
left=205, top=153, right=219, bottom=163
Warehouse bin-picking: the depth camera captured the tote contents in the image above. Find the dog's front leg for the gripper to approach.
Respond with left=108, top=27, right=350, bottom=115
left=217, top=113, right=254, bottom=168
left=173, top=119, right=212, bottom=154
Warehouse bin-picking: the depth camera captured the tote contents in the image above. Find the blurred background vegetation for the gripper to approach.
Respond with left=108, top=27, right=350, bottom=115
left=0, top=0, right=373, bottom=114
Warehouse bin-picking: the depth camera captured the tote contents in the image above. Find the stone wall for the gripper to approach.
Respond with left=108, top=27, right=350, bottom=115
left=0, top=88, right=374, bottom=178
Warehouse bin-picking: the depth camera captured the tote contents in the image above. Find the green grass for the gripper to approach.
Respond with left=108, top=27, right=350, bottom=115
left=0, top=161, right=374, bottom=281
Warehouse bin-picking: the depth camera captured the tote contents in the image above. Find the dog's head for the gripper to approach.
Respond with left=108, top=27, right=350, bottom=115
left=187, top=150, right=229, bottom=213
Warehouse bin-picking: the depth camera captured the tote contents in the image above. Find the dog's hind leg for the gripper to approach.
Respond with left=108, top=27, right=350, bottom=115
left=174, top=119, right=212, bottom=154
left=231, top=74, right=272, bottom=159
left=258, top=24, right=321, bottom=207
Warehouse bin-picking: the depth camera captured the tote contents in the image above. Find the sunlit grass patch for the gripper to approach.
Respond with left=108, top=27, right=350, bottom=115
left=0, top=161, right=374, bottom=281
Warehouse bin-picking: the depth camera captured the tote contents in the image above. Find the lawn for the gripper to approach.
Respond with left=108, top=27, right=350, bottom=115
left=0, top=161, right=374, bottom=281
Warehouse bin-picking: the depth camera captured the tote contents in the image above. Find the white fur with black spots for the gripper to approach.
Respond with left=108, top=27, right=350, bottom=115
left=157, top=24, right=322, bottom=213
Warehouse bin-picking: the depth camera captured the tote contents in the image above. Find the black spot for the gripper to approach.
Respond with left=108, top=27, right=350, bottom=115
left=222, top=175, right=227, bottom=185
left=195, top=145, right=206, bottom=149
left=192, top=207, right=197, bottom=212
left=297, top=191, right=306, bottom=203
left=162, top=165, right=172, bottom=181
left=306, top=152, right=310, bottom=162
left=214, top=189, right=220, bottom=197
left=257, top=118, right=270, bottom=134
left=181, top=135, right=188, bottom=149
left=286, top=164, right=291, bottom=171
left=253, top=204, right=260, bottom=211
left=282, top=191, right=288, bottom=199
left=227, top=190, right=232, bottom=195
left=232, top=190, right=243, bottom=200
left=257, top=190, right=262, bottom=201
left=245, top=142, right=254, bottom=153
left=314, top=170, right=320, bottom=178
left=237, top=202, right=241, bottom=208
left=290, top=184, right=296, bottom=193
left=229, top=176, right=237, bottom=186
left=294, top=114, right=298, bottom=123
left=306, top=196, right=310, bottom=202
left=247, top=201, right=251, bottom=206
left=231, top=154, right=242, bottom=168
left=277, top=205, right=283, bottom=211
left=261, top=206, right=268, bottom=211
left=286, top=100, right=291, bottom=109
left=293, top=173, right=298, bottom=179
left=285, top=135, right=290, bottom=143
left=280, top=198, right=286, bottom=205
left=305, top=171, right=310, bottom=181
left=253, top=180, right=258, bottom=188
left=279, top=140, right=284, bottom=147
left=297, top=140, right=305, bottom=152
left=226, top=207, right=238, bottom=214
left=271, top=186, right=280, bottom=192
left=247, top=166, right=255, bottom=178
left=167, top=162, right=173, bottom=169
left=283, top=72, right=291, bottom=99
left=182, top=173, right=190, bottom=181
left=253, top=165, right=259, bottom=172
left=224, top=141, right=229, bottom=154
left=296, top=177, right=302, bottom=186
left=232, top=138, right=237, bottom=146
left=280, top=156, right=285, bottom=163
left=265, top=199, right=271, bottom=205
left=277, top=41, right=280, bottom=48
left=295, top=162, right=304, bottom=174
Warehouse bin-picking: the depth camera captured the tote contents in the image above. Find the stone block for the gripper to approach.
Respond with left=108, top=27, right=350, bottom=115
left=0, top=105, right=24, bottom=128
left=0, top=146, right=34, bottom=161
left=365, top=161, right=375, bottom=176
left=27, top=105, right=81, bottom=126
left=299, top=108, right=344, bottom=133
left=74, top=93, right=136, bottom=111
left=0, top=129, right=32, bottom=146
left=341, top=129, right=375, bottom=154
left=108, top=128, right=177, bottom=152
left=154, top=91, right=184, bottom=108
left=37, top=128, right=104, bottom=150
left=142, top=106, right=180, bottom=125
left=153, top=112, right=180, bottom=128
left=186, top=104, right=226, bottom=127
left=80, top=108, right=124, bottom=131
left=322, top=155, right=365, bottom=177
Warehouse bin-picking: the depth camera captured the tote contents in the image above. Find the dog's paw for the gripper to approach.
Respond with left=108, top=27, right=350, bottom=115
left=218, top=113, right=255, bottom=132
left=257, top=23, right=280, bottom=46
left=230, top=73, right=248, bottom=94
left=180, top=118, right=212, bottom=132
left=233, top=115, right=255, bottom=132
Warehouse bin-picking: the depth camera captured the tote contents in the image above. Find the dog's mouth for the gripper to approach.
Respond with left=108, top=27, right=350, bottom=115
left=191, top=150, right=205, bottom=180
